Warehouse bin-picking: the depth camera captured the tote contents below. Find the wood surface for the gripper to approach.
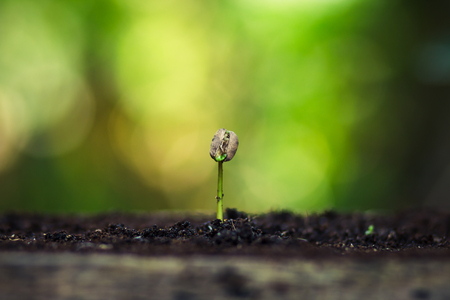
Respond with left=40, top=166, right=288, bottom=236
left=1, top=252, right=449, bottom=299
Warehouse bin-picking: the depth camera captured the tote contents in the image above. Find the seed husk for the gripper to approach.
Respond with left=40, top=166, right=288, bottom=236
left=210, top=128, right=239, bottom=162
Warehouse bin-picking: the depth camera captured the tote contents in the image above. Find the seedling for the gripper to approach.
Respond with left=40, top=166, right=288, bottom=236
left=365, top=225, right=375, bottom=235
left=210, top=128, right=239, bottom=222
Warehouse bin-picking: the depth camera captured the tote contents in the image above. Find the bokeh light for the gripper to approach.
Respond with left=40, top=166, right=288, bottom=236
left=1, top=0, right=450, bottom=213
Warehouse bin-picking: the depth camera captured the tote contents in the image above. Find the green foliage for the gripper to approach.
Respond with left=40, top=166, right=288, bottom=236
left=0, top=0, right=442, bottom=213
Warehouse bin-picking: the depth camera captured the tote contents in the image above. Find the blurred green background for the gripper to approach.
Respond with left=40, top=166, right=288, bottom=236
left=1, top=0, right=450, bottom=213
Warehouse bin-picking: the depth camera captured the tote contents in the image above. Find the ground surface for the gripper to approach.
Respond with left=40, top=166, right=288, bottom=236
left=1, top=208, right=449, bottom=259
left=2, top=209, right=450, bottom=300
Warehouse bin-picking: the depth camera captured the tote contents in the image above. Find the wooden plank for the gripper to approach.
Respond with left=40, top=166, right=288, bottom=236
left=0, top=252, right=449, bottom=300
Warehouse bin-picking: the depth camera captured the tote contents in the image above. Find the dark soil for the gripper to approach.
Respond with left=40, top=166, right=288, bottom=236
left=1, top=208, right=450, bottom=259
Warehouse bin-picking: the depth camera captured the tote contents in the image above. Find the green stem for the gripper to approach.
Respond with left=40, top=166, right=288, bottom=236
left=216, top=161, right=224, bottom=221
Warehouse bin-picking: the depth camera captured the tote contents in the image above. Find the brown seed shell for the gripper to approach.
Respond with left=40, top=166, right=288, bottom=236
left=210, top=128, right=239, bottom=162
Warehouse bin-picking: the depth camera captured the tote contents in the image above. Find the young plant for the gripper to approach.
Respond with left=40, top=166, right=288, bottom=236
left=365, top=225, right=375, bottom=235
left=210, top=128, right=239, bottom=222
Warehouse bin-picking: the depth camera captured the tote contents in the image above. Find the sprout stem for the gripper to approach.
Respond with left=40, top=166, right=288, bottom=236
left=216, top=161, right=224, bottom=221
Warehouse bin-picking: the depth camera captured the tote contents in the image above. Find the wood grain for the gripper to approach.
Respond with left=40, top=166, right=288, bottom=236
left=1, top=253, right=450, bottom=300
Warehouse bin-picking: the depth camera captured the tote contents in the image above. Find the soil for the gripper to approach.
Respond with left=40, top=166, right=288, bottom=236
left=1, top=208, right=449, bottom=259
